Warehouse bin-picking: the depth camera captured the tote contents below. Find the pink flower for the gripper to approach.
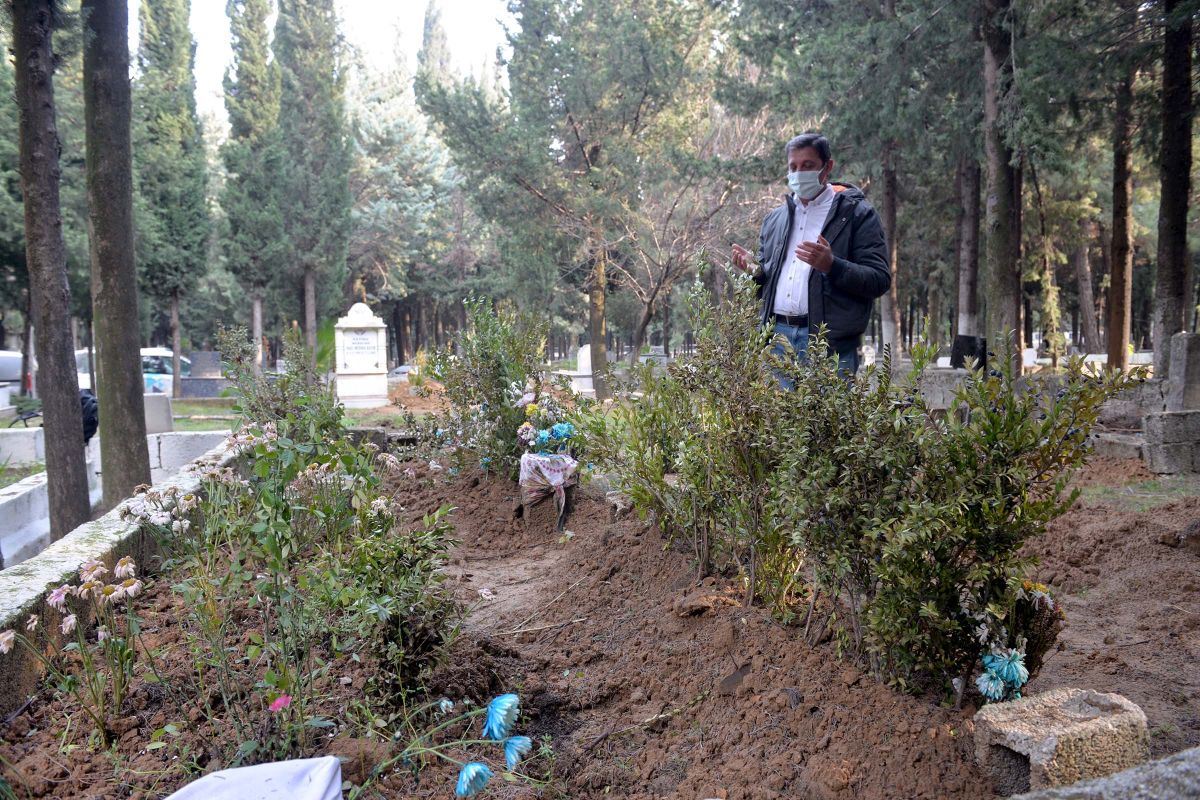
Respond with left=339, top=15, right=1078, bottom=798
left=25, top=615, right=38, bottom=632
left=47, top=584, right=72, bottom=612
left=119, top=578, right=144, bottom=599
left=114, top=556, right=137, bottom=579
left=269, top=694, right=292, bottom=712
left=79, top=559, right=107, bottom=582
left=96, top=626, right=110, bottom=642
left=60, top=614, right=77, bottom=635
left=0, top=630, right=14, bottom=654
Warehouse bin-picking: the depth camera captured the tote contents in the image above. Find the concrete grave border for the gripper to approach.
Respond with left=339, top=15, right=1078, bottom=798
left=0, top=439, right=240, bottom=719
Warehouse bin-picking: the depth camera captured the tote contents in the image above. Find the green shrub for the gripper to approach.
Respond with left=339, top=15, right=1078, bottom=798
left=408, top=297, right=552, bottom=475
left=580, top=274, right=1144, bottom=696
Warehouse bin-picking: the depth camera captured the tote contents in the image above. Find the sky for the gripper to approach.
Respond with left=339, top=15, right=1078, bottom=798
left=131, top=0, right=513, bottom=129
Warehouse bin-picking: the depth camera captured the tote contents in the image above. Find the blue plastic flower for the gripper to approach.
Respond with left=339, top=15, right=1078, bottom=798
left=455, top=762, right=493, bottom=797
left=504, top=735, right=533, bottom=771
left=975, top=669, right=1006, bottom=702
left=550, top=422, right=574, bottom=440
left=992, top=648, right=1029, bottom=687
left=535, top=429, right=552, bottom=447
left=483, top=693, right=520, bottom=740
left=479, top=457, right=492, bottom=470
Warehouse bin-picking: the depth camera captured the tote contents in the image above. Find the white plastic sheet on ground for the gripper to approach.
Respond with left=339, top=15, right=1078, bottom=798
left=519, top=452, right=578, bottom=530
left=164, top=755, right=342, bottom=800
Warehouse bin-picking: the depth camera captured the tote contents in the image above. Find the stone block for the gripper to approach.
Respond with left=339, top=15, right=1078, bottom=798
left=144, top=393, right=174, bottom=434
left=0, top=428, right=45, bottom=467
left=1010, top=744, right=1200, bottom=799
left=974, top=688, right=1149, bottom=795
left=1144, top=411, right=1200, bottom=445
left=1166, top=332, right=1200, bottom=411
left=1098, top=379, right=1166, bottom=430
left=1144, top=442, right=1199, bottom=474
left=1090, top=432, right=1143, bottom=461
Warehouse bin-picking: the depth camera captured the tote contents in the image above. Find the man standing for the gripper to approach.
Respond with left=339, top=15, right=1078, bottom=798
left=732, top=133, right=890, bottom=379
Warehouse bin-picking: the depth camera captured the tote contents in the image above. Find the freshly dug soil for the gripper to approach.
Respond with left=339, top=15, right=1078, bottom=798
left=2, top=455, right=1196, bottom=799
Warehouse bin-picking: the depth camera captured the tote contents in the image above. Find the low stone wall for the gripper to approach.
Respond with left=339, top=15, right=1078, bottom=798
left=0, top=432, right=227, bottom=568
left=0, top=440, right=239, bottom=719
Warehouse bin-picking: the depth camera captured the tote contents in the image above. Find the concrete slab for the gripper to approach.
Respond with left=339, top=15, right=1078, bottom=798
left=1166, top=332, right=1200, bottom=411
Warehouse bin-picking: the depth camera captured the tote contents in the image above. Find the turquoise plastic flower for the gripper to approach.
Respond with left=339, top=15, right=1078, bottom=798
left=550, top=422, right=574, bottom=440
left=504, top=735, right=533, bottom=771
left=993, top=648, right=1029, bottom=687
left=975, top=669, right=1006, bottom=702
left=483, top=693, right=520, bottom=740
left=455, top=762, right=493, bottom=797
left=535, top=429, right=552, bottom=448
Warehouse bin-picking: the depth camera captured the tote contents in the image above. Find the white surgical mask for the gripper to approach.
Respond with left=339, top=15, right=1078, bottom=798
left=787, top=169, right=824, bottom=200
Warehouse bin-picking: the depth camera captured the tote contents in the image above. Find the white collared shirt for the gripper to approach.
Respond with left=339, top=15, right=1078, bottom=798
left=773, top=184, right=836, bottom=317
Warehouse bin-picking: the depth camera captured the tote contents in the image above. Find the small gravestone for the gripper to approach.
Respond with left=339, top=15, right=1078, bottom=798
left=334, top=303, right=388, bottom=408
left=187, top=351, right=223, bottom=378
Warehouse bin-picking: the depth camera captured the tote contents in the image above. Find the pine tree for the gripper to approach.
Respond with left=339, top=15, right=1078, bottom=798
left=223, top=0, right=283, bottom=371
left=274, top=0, right=351, bottom=362
left=133, top=0, right=209, bottom=397
left=417, top=0, right=453, bottom=88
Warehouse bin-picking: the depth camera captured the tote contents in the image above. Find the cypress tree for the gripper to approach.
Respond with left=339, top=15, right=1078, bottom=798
left=223, top=0, right=283, bottom=371
left=275, top=0, right=351, bottom=362
left=133, top=0, right=209, bottom=397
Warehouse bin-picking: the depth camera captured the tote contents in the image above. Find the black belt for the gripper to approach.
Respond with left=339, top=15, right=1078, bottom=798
left=773, top=313, right=808, bottom=327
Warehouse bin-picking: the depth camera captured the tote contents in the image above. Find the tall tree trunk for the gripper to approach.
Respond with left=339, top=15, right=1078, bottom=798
left=1107, top=1, right=1135, bottom=368
left=170, top=291, right=182, bottom=398
left=303, top=268, right=317, bottom=366
left=393, top=300, right=408, bottom=364
left=629, top=301, right=653, bottom=367
left=983, top=0, right=1023, bottom=365
left=13, top=0, right=91, bottom=538
left=251, top=291, right=264, bottom=373
left=83, top=0, right=150, bottom=507
left=20, top=298, right=32, bottom=395
left=1074, top=227, right=1100, bottom=354
left=1153, top=0, right=1192, bottom=377
left=588, top=252, right=609, bottom=401
left=662, top=298, right=672, bottom=357
left=880, top=142, right=903, bottom=359
left=955, top=156, right=982, bottom=338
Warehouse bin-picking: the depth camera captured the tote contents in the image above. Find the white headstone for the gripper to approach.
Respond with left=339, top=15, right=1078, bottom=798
left=576, top=345, right=592, bottom=374
left=334, top=303, right=389, bottom=408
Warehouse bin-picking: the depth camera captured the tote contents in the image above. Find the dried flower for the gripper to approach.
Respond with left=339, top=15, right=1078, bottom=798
left=77, top=580, right=103, bottom=600
left=100, top=584, right=123, bottom=605
left=97, top=626, right=110, bottom=642
left=119, top=578, right=144, bottom=599
left=60, top=614, right=77, bottom=635
left=114, top=556, right=137, bottom=579
left=483, top=693, right=519, bottom=741
left=455, top=762, right=492, bottom=798
left=0, top=630, right=14, bottom=654
left=47, top=584, right=72, bottom=612
left=504, top=735, right=533, bottom=771
left=25, top=615, right=38, bottom=632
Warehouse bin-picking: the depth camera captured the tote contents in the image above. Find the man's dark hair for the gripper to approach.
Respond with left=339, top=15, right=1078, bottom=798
left=785, top=132, right=832, bottom=163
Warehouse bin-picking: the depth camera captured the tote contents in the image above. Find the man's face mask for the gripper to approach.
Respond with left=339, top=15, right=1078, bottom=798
left=787, top=168, right=824, bottom=200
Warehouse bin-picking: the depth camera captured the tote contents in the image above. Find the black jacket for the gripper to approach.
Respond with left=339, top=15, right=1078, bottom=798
left=754, top=182, right=891, bottom=342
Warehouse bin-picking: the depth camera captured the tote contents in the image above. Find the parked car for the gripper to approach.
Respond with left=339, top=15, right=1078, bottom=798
left=76, top=347, right=192, bottom=393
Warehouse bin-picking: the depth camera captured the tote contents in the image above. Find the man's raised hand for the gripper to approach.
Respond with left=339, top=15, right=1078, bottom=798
left=731, top=243, right=753, bottom=273
left=795, top=234, right=833, bottom=273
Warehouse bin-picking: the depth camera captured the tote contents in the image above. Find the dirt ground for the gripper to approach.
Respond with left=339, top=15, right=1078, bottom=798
left=378, top=454, right=1200, bottom=798
left=2, top=455, right=1197, bottom=799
